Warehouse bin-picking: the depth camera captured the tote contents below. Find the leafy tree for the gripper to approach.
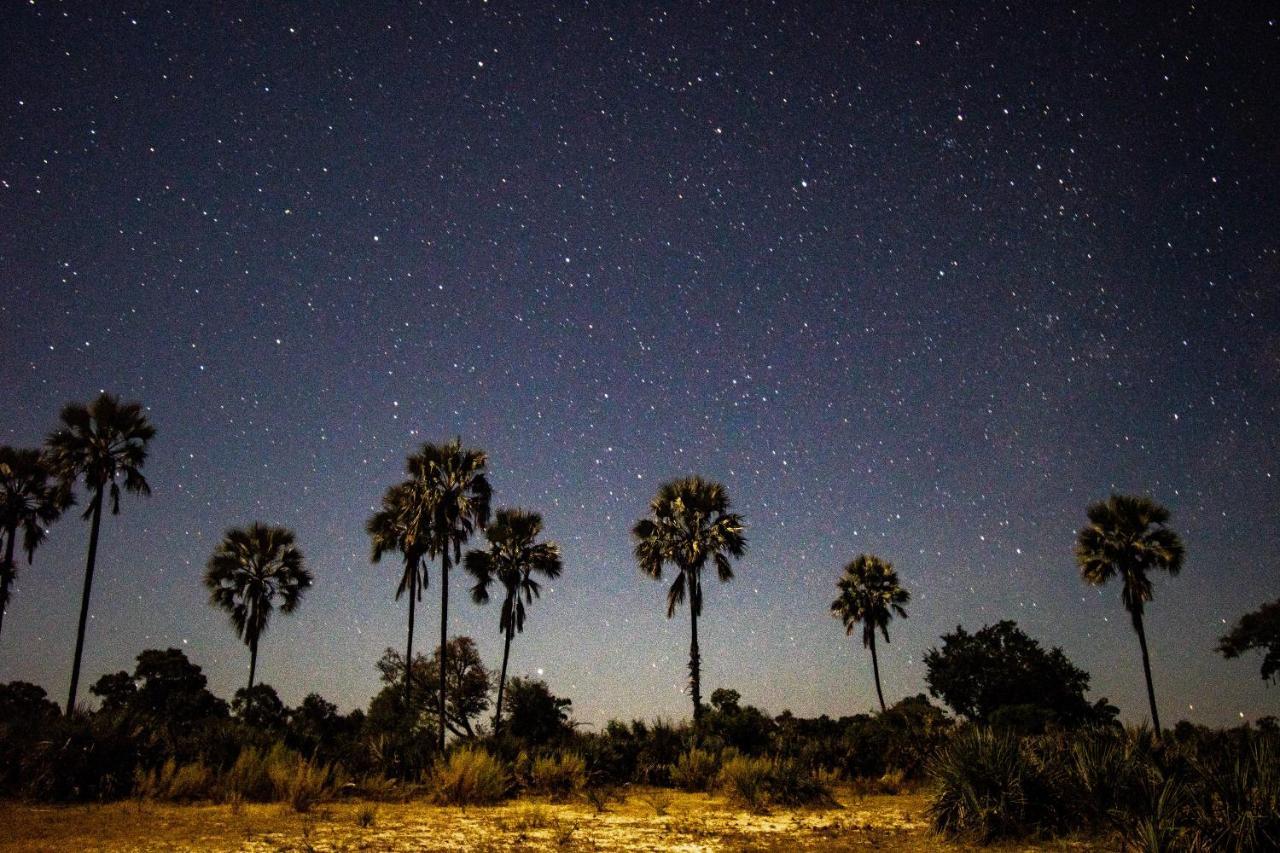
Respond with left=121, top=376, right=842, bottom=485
left=1218, top=598, right=1280, bottom=684
left=464, top=507, right=562, bottom=732
left=502, top=676, right=573, bottom=746
left=232, top=683, right=287, bottom=730
left=830, top=553, right=910, bottom=712
left=633, top=476, right=746, bottom=735
left=204, top=523, right=311, bottom=689
left=0, top=447, right=69, bottom=641
left=923, top=620, right=1103, bottom=727
left=367, top=479, right=431, bottom=707
left=704, top=687, right=775, bottom=754
left=1075, top=494, right=1185, bottom=734
left=375, top=637, right=491, bottom=739
left=406, top=439, right=491, bottom=751
left=44, top=393, right=155, bottom=714
left=91, top=648, right=228, bottom=725
left=0, top=680, right=60, bottom=724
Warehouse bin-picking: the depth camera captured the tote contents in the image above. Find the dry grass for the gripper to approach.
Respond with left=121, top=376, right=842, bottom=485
left=0, top=787, right=1113, bottom=851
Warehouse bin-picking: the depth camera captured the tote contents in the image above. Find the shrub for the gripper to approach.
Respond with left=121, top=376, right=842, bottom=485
left=134, top=758, right=216, bottom=801
left=527, top=752, right=586, bottom=800
left=719, top=753, right=771, bottom=812
left=669, top=747, right=718, bottom=792
left=1187, top=734, right=1279, bottom=851
left=430, top=746, right=510, bottom=805
left=928, top=727, right=1061, bottom=842
left=765, top=757, right=835, bottom=807
left=222, top=745, right=274, bottom=802
left=265, top=744, right=339, bottom=812
left=356, top=804, right=377, bottom=828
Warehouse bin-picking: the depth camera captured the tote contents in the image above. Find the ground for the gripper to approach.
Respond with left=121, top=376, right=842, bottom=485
left=0, top=788, right=1109, bottom=852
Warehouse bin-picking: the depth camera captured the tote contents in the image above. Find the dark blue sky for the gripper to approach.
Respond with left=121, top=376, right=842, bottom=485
left=2, top=2, right=1277, bottom=727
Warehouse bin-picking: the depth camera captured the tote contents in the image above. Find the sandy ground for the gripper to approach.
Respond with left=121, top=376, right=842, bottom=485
left=0, top=788, right=1109, bottom=851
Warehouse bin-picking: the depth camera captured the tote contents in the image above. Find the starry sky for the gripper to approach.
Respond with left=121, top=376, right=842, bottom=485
left=2, top=3, right=1278, bottom=728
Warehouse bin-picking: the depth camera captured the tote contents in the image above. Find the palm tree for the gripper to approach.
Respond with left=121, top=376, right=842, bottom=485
left=830, top=554, right=910, bottom=712
left=464, top=508, right=562, bottom=733
left=0, top=447, right=70, bottom=642
left=407, top=439, right=491, bottom=751
left=1075, top=494, right=1185, bottom=735
left=632, top=476, right=746, bottom=736
left=45, top=393, right=155, bottom=714
left=367, top=479, right=431, bottom=707
left=204, top=523, right=312, bottom=690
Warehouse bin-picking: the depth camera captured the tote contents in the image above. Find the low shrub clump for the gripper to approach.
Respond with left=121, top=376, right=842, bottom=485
left=719, top=753, right=771, bottom=812
left=134, top=758, right=216, bottom=802
left=431, top=746, right=511, bottom=805
left=669, top=747, right=719, bottom=791
left=527, top=752, right=586, bottom=800
left=928, top=727, right=1062, bottom=842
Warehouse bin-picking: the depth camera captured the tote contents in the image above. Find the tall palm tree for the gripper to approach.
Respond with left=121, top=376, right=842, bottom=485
left=0, top=447, right=70, bottom=641
left=464, top=508, right=562, bottom=733
left=45, top=393, right=155, bottom=714
left=407, top=438, right=491, bottom=751
left=1075, top=494, right=1185, bottom=735
left=204, top=523, right=312, bottom=690
left=830, top=554, right=910, bottom=712
left=632, top=476, right=746, bottom=736
left=367, top=479, right=431, bottom=707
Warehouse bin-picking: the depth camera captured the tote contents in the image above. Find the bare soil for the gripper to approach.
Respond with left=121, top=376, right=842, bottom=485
left=0, top=788, right=1110, bottom=851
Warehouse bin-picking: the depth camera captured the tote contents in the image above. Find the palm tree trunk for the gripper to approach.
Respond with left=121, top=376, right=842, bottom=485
left=405, top=569, right=416, bottom=709
left=690, top=593, right=702, bottom=743
left=438, top=551, right=449, bottom=752
left=1133, top=610, right=1162, bottom=735
left=0, top=524, right=16, bottom=641
left=494, top=622, right=513, bottom=734
left=66, top=487, right=104, bottom=715
left=248, top=634, right=259, bottom=690
left=870, top=632, right=887, bottom=712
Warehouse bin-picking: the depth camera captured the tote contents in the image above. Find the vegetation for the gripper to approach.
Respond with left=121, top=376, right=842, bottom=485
left=464, top=507, right=563, bottom=733
left=923, top=620, right=1117, bottom=731
left=204, top=523, right=312, bottom=689
left=3, top=395, right=1276, bottom=852
left=632, top=476, right=746, bottom=737
left=830, top=553, right=910, bottom=712
left=44, top=392, right=156, bottom=713
left=1218, top=598, right=1280, bottom=684
left=0, top=446, right=68, bottom=642
left=1075, top=493, right=1185, bottom=734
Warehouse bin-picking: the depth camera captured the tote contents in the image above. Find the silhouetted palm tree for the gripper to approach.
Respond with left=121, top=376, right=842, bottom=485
left=633, top=476, right=746, bottom=736
left=0, top=447, right=70, bottom=642
left=464, top=508, right=562, bottom=733
left=367, top=479, right=431, bottom=707
left=204, top=523, right=312, bottom=690
left=45, top=393, right=155, bottom=714
left=1075, top=494, right=1184, bottom=735
left=830, top=554, right=910, bottom=712
left=408, top=439, right=491, bottom=751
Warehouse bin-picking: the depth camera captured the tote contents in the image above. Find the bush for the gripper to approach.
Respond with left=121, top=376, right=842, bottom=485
left=265, top=744, right=340, bottom=812
left=669, top=747, right=718, bottom=791
left=765, top=757, right=835, bottom=807
left=527, top=752, right=586, bottom=800
left=928, top=727, right=1062, bottom=842
left=719, top=753, right=771, bottom=812
left=431, top=747, right=510, bottom=805
left=222, top=745, right=274, bottom=802
left=1187, top=733, right=1279, bottom=851
left=134, top=758, right=216, bottom=802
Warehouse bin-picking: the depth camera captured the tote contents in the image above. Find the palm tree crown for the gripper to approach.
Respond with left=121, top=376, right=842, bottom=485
left=45, top=393, right=155, bottom=515
left=465, top=507, right=562, bottom=732
left=632, top=475, right=746, bottom=734
left=831, top=553, right=910, bottom=712
left=0, top=447, right=70, bottom=638
left=367, top=479, right=431, bottom=602
left=1075, top=494, right=1185, bottom=618
left=831, top=554, right=910, bottom=648
left=633, top=476, right=747, bottom=619
left=205, top=523, right=311, bottom=690
left=44, top=392, right=155, bottom=715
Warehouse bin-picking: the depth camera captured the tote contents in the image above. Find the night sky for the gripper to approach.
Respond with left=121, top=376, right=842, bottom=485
left=2, top=3, right=1277, bottom=729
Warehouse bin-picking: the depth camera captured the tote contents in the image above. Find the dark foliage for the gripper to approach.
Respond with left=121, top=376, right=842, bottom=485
left=924, top=621, right=1116, bottom=730
left=1218, top=598, right=1280, bottom=685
